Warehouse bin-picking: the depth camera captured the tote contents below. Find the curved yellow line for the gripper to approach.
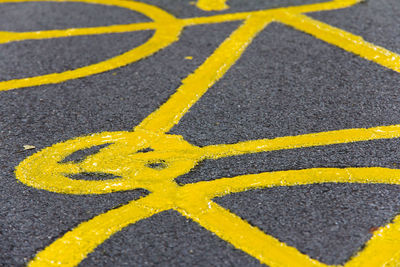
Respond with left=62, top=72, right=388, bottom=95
left=0, top=0, right=182, bottom=91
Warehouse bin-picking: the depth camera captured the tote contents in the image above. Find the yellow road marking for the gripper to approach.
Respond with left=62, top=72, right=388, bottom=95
left=0, top=23, right=158, bottom=44
left=280, top=12, right=400, bottom=73
left=29, top=194, right=170, bottom=267
left=346, top=214, right=400, bottom=267
left=177, top=198, right=325, bottom=267
left=4, top=0, right=400, bottom=266
left=201, top=124, right=400, bottom=159
left=196, top=0, right=228, bottom=11
left=135, top=15, right=273, bottom=134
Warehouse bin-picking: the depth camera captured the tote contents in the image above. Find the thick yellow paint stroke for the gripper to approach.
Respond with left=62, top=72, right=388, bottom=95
left=196, top=0, right=228, bottom=11
left=0, top=22, right=159, bottom=44
left=279, top=12, right=400, bottom=73
left=201, top=124, right=400, bottom=159
left=135, top=15, right=273, bottom=134
left=6, top=0, right=400, bottom=266
left=29, top=195, right=171, bottom=267
left=346, top=215, right=400, bottom=267
left=176, top=200, right=326, bottom=267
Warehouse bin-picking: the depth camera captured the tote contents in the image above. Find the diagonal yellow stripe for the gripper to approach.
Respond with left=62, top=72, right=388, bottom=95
left=29, top=195, right=171, bottom=267
left=279, top=12, right=400, bottom=73
left=135, top=15, right=274, bottom=134
left=176, top=200, right=326, bottom=266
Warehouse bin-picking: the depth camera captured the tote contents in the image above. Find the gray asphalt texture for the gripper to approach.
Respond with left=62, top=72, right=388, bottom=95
left=1, top=0, right=400, bottom=266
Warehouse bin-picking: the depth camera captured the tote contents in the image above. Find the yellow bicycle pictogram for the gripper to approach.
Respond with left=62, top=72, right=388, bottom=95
left=1, top=0, right=400, bottom=266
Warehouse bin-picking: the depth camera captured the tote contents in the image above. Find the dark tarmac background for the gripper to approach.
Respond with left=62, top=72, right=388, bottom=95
left=1, top=0, right=400, bottom=265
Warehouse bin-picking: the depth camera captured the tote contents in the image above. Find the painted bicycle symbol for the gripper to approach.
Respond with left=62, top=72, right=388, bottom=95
left=1, top=0, right=400, bottom=266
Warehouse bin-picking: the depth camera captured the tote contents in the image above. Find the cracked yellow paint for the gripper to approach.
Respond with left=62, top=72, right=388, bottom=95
left=2, top=0, right=400, bottom=266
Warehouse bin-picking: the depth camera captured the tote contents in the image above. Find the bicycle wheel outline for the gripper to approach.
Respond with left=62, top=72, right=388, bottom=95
left=0, top=0, right=183, bottom=91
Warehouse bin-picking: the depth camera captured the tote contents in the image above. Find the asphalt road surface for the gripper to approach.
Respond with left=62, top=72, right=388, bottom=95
left=1, top=0, right=400, bottom=266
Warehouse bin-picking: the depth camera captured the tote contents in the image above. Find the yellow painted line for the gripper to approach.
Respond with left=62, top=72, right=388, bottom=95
left=185, top=168, right=400, bottom=198
left=346, top=214, right=400, bottom=267
left=177, top=201, right=325, bottom=267
left=0, top=22, right=158, bottom=44
left=181, top=12, right=249, bottom=25
left=182, top=0, right=363, bottom=26
left=135, top=15, right=274, bottom=134
left=7, top=0, right=400, bottom=266
left=194, top=0, right=361, bottom=13
left=196, top=0, right=228, bottom=11
left=29, top=194, right=171, bottom=267
left=279, top=12, right=400, bottom=73
left=201, top=124, right=400, bottom=159
left=282, top=0, right=361, bottom=14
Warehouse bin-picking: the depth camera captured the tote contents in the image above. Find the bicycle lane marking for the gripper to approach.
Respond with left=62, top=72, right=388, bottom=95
left=3, top=0, right=397, bottom=264
left=279, top=12, right=400, bottom=72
